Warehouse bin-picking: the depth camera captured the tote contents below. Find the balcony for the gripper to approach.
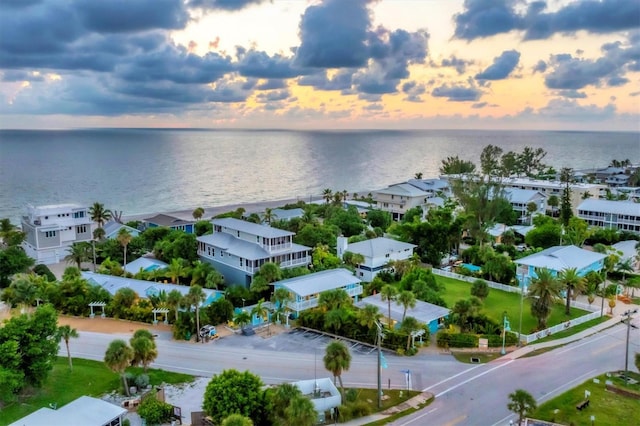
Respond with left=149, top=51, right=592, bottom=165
left=286, top=285, right=363, bottom=312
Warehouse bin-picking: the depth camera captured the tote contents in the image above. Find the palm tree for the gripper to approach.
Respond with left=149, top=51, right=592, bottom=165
left=323, top=341, right=351, bottom=400
left=65, top=242, right=91, bottom=269
left=400, top=316, right=420, bottom=351
left=558, top=267, right=586, bottom=315
left=192, top=207, right=205, bottom=220
left=104, top=339, right=134, bottom=396
left=190, top=260, right=215, bottom=286
left=186, top=285, right=206, bottom=342
left=57, top=325, right=79, bottom=371
left=528, top=268, right=562, bottom=330
left=380, top=284, right=399, bottom=328
left=397, top=290, right=416, bottom=322
left=273, top=287, right=292, bottom=323
left=130, top=329, right=158, bottom=372
left=233, top=310, right=251, bottom=329
left=167, top=258, right=187, bottom=284
left=251, top=298, right=269, bottom=325
left=358, top=304, right=381, bottom=330
left=271, top=383, right=302, bottom=423
left=89, top=202, right=112, bottom=228
left=616, top=258, right=634, bottom=295
left=319, top=288, right=351, bottom=311
left=7, top=273, right=39, bottom=312
left=322, top=188, right=333, bottom=203
left=256, top=262, right=283, bottom=284
left=93, top=227, right=106, bottom=241
left=117, top=228, right=132, bottom=267
left=324, top=307, right=349, bottom=334
left=262, top=208, right=277, bottom=225
left=285, top=395, right=317, bottom=426
left=507, top=389, right=537, bottom=425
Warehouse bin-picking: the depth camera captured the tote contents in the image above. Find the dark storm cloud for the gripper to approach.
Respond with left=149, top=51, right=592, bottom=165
left=187, top=0, right=269, bottom=11
left=441, top=55, right=474, bottom=74
left=544, top=35, right=638, bottom=90
left=454, top=0, right=639, bottom=41
left=475, top=50, right=520, bottom=80
left=432, top=84, right=482, bottom=102
left=76, top=0, right=189, bottom=33
left=1, top=70, right=45, bottom=82
left=295, top=0, right=371, bottom=68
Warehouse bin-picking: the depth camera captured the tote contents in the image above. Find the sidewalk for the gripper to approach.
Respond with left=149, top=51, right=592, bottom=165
left=339, top=392, right=433, bottom=426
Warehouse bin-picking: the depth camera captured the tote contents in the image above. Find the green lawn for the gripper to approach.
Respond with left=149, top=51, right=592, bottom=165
left=0, top=357, right=194, bottom=425
left=436, top=276, right=589, bottom=334
left=450, top=351, right=502, bottom=364
left=532, top=372, right=640, bottom=426
left=533, top=316, right=609, bottom=343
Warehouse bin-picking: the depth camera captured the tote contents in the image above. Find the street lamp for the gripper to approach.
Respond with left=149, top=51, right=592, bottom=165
left=622, top=308, right=638, bottom=385
left=501, top=311, right=510, bottom=355
left=517, top=272, right=527, bottom=347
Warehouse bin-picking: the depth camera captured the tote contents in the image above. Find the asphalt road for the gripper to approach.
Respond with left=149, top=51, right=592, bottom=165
left=65, top=321, right=639, bottom=426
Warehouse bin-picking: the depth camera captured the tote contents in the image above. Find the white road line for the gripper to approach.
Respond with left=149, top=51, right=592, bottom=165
left=538, top=369, right=598, bottom=403
left=396, top=407, right=439, bottom=426
left=491, top=413, right=515, bottom=426
left=555, top=333, right=610, bottom=355
left=422, top=365, right=482, bottom=391
left=435, top=360, right=515, bottom=398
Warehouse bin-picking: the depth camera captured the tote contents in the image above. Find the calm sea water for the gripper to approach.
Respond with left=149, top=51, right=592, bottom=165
left=1, top=128, right=638, bottom=222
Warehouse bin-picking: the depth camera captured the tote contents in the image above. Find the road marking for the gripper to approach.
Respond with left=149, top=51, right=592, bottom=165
left=396, top=407, right=439, bottom=425
left=492, top=413, right=515, bottom=426
left=538, top=369, right=598, bottom=403
left=556, top=333, right=610, bottom=355
left=435, top=360, right=514, bottom=398
left=422, top=365, right=482, bottom=391
left=591, top=342, right=620, bottom=356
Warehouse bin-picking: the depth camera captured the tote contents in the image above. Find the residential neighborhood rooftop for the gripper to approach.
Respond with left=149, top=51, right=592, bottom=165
left=273, top=268, right=361, bottom=297
left=346, top=237, right=416, bottom=258
left=356, top=293, right=450, bottom=325
left=577, top=199, right=640, bottom=216
left=9, top=396, right=127, bottom=426
left=144, top=213, right=195, bottom=226
left=212, top=217, right=295, bottom=238
left=515, top=245, right=606, bottom=272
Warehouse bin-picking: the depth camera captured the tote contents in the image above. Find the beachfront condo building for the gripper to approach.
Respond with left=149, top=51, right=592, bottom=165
left=196, top=218, right=312, bottom=287
left=21, top=203, right=94, bottom=264
left=577, top=199, right=640, bottom=234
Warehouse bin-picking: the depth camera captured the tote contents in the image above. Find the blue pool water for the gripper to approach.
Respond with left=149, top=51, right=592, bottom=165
left=460, top=263, right=482, bottom=272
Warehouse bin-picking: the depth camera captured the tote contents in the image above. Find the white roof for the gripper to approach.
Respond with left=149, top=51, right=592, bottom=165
left=346, top=237, right=416, bottom=258
left=375, top=183, right=429, bottom=197
left=198, top=232, right=309, bottom=260
left=407, top=178, right=450, bottom=192
left=515, top=245, right=606, bottom=272
left=10, top=396, right=126, bottom=426
left=26, top=203, right=86, bottom=215
left=124, top=257, right=168, bottom=274
left=274, top=269, right=361, bottom=297
left=104, top=220, right=139, bottom=238
left=504, top=188, right=545, bottom=204
left=355, top=293, right=450, bottom=324
left=577, top=199, right=640, bottom=216
left=212, top=217, right=294, bottom=238
left=611, top=240, right=639, bottom=267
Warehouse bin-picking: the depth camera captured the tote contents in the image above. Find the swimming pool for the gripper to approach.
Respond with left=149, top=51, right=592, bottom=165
left=460, top=263, right=481, bottom=272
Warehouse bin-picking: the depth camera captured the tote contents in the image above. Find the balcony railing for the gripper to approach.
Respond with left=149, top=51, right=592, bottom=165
left=286, top=285, right=363, bottom=312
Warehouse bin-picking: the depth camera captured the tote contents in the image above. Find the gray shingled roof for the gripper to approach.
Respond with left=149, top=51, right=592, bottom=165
left=212, top=217, right=294, bottom=238
left=347, top=237, right=416, bottom=258
left=355, top=293, right=449, bottom=325
left=144, top=214, right=194, bottom=227
left=375, top=183, right=429, bottom=197
left=515, top=245, right=606, bottom=271
left=273, top=269, right=361, bottom=297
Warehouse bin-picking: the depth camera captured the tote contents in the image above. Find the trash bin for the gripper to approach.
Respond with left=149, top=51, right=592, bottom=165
left=185, top=332, right=191, bottom=341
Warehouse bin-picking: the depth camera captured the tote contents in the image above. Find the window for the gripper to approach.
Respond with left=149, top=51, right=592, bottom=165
left=76, top=225, right=87, bottom=234
left=44, top=231, right=56, bottom=238
left=240, top=258, right=243, bottom=267
left=237, top=231, right=240, bottom=237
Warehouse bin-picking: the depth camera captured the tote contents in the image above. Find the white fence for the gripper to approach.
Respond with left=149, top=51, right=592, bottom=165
left=433, top=268, right=603, bottom=345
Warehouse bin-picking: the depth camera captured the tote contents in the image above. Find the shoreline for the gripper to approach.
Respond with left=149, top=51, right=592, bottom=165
left=122, top=195, right=324, bottom=223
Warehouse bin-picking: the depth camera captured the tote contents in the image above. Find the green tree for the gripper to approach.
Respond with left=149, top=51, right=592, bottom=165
left=471, top=279, right=490, bottom=300
left=57, top=325, right=79, bottom=371
left=285, top=395, right=317, bottom=426
left=130, top=329, right=158, bottom=372
left=270, top=382, right=302, bottom=423
left=323, top=341, right=352, bottom=400
left=559, top=167, right=573, bottom=227
left=517, top=146, right=547, bottom=176
left=192, top=207, right=205, bottom=220
left=273, top=287, right=292, bottom=323
left=439, top=155, right=476, bottom=175
left=202, top=369, right=266, bottom=425
left=319, top=288, right=352, bottom=311
left=167, top=289, right=183, bottom=323
left=397, top=290, right=416, bottom=321
left=3, top=272, right=39, bottom=311
left=525, top=223, right=561, bottom=249
left=117, top=228, right=133, bottom=267
left=528, top=268, right=562, bottom=330
left=367, top=209, right=392, bottom=231
left=358, top=304, right=381, bottom=330
left=138, top=390, right=173, bottom=425
left=93, top=226, right=106, bottom=241
left=166, top=258, right=188, bottom=284
left=480, top=144, right=503, bottom=176
left=547, top=194, right=559, bottom=215
left=104, top=339, right=134, bottom=396
left=380, top=284, right=399, bottom=328
left=222, top=414, right=254, bottom=426
left=400, top=316, right=421, bottom=351
left=89, top=202, right=112, bottom=228
left=326, top=206, right=365, bottom=237
left=251, top=298, right=269, bottom=325
left=0, top=219, right=25, bottom=247
left=564, top=217, right=591, bottom=247
left=451, top=297, right=483, bottom=332
left=262, top=208, right=277, bottom=225
left=190, top=260, right=216, bottom=286
left=558, top=268, right=585, bottom=315
left=322, top=188, right=333, bottom=203
left=64, top=242, right=92, bottom=269
left=233, top=310, right=252, bottom=329
left=186, top=285, right=206, bottom=342
left=507, top=389, right=537, bottom=425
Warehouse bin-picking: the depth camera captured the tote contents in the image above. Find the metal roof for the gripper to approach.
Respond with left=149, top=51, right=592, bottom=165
left=514, top=245, right=606, bottom=272
left=9, top=396, right=127, bottom=426
left=504, top=188, right=545, bottom=204
left=355, top=293, right=450, bottom=324
left=124, top=257, right=168, bottom=274
left=143, top=213, right=194, bottom=227
left=212, top=217, right=294, bottom=238
left=577, top=199, right=640, bottom=216
left=375, top=183, right=429, bottom=197
left=274, top=269, right=361, bottom=297
left=346, top=237, right=416, bottom=258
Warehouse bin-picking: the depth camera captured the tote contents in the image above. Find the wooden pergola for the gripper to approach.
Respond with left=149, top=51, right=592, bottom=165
left=152, top=308, right=170, bottom=325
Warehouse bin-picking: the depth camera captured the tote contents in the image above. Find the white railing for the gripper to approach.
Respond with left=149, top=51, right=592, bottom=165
left=286, top=285, right=363, bottom=312
left=433, top=268, right=523, bottom=294
left=519, top=310, right=601, bottom=344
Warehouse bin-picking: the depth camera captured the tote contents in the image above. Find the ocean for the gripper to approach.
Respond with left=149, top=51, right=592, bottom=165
left=1, top=128, right=638, bottom=222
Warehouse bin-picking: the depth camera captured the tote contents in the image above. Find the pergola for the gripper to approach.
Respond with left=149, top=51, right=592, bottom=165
left=88, top=301, right=107, bottom=318
left=152, top=308, right=170, bottom=325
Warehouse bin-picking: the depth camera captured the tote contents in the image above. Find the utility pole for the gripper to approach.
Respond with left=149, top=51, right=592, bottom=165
left=622, top=308, right=638, bottom=385
left=376, top=321, right=382, bottom=409
left=517, top=275, right=526, bottom=347
left=600, top=271, right=607, bottom=318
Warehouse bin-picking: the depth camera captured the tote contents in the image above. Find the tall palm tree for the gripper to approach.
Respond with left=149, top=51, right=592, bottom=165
left=130, top=329, right=158, bottom=372
left=93, top=227, right=106, bottom=241
left=616, top=258, right=634, bottom=295
left=323, top=341, right=351, bottom=400
left=65, top=242, right=91, bottom=269
left=251, top=298, right=269, bottom=329
left=167, top=258, right=187, bottom=284
left=273, top=287, right=292, bottom=323
left=104, top=339, right=134, bottom=396
left=89, top=202, right=112, bottom=228
left=507, top=389, right=537, bottom=426
left=528, top=268, right=562, bottom=330
left=190, top=260, right=215, bottom=286
left=57, top=325, right=79, bottom=371
left=186, top=285, right=206, bottom=342
left=358, top=304, right=381, bottom=330
left=117, top=228, right=132, bottom=267
left=400, top=316, right=421, bottom=351
left=262, top=208, right=277, bottom=225
left=397, top=290, right=416, bottom=322
left=322, top=188, right=333, bottom=203
left=558, top=267, right=585, bottom=315
left=380, top=284, right=399, bottom=328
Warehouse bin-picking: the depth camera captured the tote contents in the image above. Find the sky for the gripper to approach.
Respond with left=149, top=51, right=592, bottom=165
left=0, top=0, right=639, bottom=131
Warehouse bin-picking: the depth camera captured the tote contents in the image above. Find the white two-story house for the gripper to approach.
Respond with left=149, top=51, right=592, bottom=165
left=337, top=236, right=416, bottom=282
left=197, top=218, right=312, bottom=287
left=373, top=183, right=431, bottom=221
left=21, top=204, right=94, bottom=264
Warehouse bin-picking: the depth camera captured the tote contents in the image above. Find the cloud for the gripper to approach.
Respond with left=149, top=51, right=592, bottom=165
left=432, top=84, right=482, bottom=102
left=454, top=0, right=639, bottom=41
left=532, top=60, right=547, bottom=74
left=298, top=70, right=354, bottom=91
left=76, top=0, right=189, bottom=33
left=475, top=50, right=520, bottom=80
left=441, top=55, right=474, bottom=74
left=1, top=70, right=45, bottom=82
left=255, top=79, right=286, bottom=90
left=471, top=102, right=488, bottom=108
left=519, top=98, right=618, bottom=122
left=544, top=35, right=638, bottom=90
left=255, top=89, right=291, bottom=103
left=363, top=103, right=384, bottom=111
left=557, top=90, right=587, bottom=99
left=187, top=0, right=270, bottom=11
left=237, top=50, right=312, bottom=78
left=402, top=80, right=426, bottom=102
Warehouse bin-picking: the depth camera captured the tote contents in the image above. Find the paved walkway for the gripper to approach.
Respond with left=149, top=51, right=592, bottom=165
left=340, top=392, right=433, bottom=426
